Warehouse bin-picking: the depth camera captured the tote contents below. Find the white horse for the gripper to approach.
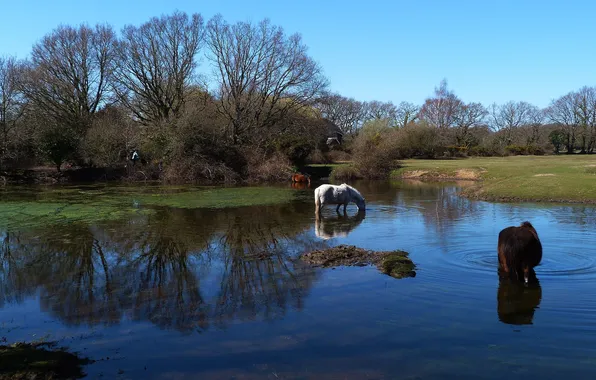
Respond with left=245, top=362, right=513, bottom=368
left=314, top=183, right=366, bottom=215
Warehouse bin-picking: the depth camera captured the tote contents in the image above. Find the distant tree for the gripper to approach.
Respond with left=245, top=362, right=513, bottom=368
left=489, top=101, right=539, bottom=146
left=572, top=86, right=596, bottom=153
left=206, top=15, right=328, bottom=145
left=362, top=100, right=398, bottom=126
left=453, top=102, right=487, bottom=147
left=545, top=93, right=579, bottom=154
left=394, top=101, right=420, bottom=128
left=549, top=129, right=566, bottom=154
left=0, top=55, right=26, bottom=169
left=316, top=92, right=365, bottom=136
left=114, top=11, right=205, bottom=125
left=21, top=23, right=117, bottom=129
left=418, top=79, right=462, bottom=130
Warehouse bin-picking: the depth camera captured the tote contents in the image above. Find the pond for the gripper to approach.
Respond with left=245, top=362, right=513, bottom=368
left=1, top=180, right=596, bottom=379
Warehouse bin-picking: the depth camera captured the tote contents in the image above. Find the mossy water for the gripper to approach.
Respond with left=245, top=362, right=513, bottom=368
left=2, top=181, right=596, bottom=379
left=0, top=184, right=300, bottom=229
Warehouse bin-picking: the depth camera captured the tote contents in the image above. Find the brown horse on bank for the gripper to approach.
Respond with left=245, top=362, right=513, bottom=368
left=497, top=221, right=543, bottom=284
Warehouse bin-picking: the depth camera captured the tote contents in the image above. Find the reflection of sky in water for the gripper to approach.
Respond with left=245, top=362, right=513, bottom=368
left=2, top=181, right=596, bottom=379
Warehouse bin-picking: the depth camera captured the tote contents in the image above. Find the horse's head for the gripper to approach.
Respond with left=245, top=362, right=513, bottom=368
left=355, top=196, right=366, bottom=211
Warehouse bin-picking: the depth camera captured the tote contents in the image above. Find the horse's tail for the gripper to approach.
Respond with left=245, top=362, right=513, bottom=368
left=314, top=187, right=320, bottom=208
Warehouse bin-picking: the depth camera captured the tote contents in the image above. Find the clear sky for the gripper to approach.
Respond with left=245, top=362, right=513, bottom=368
left=2, top=0, right=595, bottom=109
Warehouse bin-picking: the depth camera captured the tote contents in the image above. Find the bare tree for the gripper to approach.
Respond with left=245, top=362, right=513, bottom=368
left=418, top=79, right=462, bottom=129
left=452, top=102, right=487, bottom=147
left=206, top=15, right=329, bottom=145
left=0, top=56, right=26, bottom=168
left=573, top=86, right=596, bottom=153
left=545, top=93, right=578, bottom=153
left=489, top=101, right=539, bottom=145
left=395, top=101, right=420, bottom=128
left=362, top=100, right=398, bottom=125
left=21, top=23, right=117, bottom=127
left=114, top=11, right=205, bottom=125
left=316, top=92, right=365, bottom=136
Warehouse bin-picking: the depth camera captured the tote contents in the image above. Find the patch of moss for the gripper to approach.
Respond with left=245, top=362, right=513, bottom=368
left=0, top=185, right=298, bottom=229
left=0, top=342, right=93, bottom=379
left=130, top=186, right=296, bottom=209
left=0, top=200, right=153, bottom=230
left=379, top=251, right=417, bottom=278
left=299, top=244, right=416, bottom=279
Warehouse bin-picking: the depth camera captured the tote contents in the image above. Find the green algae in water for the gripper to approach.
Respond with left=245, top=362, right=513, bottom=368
left=0, top=200, right=154, bottom=230
left=128, top=186, right=296, bottom=209
left=0, top=185, right=299, bottom=229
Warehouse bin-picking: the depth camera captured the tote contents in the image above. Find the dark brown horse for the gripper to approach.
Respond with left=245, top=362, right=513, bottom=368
left=498, top=221, right=542, bottom=284
left=291, top=173, right=311, bottom=185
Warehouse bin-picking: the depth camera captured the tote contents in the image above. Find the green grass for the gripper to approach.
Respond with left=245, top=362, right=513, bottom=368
left=392, top=155, right=596, bottom=203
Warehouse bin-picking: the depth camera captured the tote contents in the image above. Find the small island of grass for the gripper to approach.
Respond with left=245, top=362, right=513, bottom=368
left=299, top=244, right=416, bottom=279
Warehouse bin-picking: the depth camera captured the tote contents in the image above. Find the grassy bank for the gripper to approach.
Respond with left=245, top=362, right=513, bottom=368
left=392, top=156, right=596, bottom=203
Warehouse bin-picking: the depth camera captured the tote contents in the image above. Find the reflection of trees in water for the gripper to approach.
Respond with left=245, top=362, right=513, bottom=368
left=116, top=209, right=213, bottom=333
left=395, top=181, right=483, bottom=237
left=497, top=276, right=542, bottom=325
left=0, top=202, right=322, bottom=332
left=213, top=204, right=321, bottom=327
left=25, top=224, right=123, bottom=327
left=0, top=231, right=37, bottom=307
left=314, top=210, right=366, bottom=240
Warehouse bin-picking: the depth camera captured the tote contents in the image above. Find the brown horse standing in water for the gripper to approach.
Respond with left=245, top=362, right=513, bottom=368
left=291, top=173, right=311, bottom=185
left=498, top=221, right=543, bottom=284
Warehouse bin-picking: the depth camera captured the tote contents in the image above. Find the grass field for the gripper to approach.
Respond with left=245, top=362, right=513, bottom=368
left=392, top=155, right=596, bottom=203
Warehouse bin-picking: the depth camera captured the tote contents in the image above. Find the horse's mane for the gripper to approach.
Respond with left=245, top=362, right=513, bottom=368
left=520, top=221, right=539, bottom=239
left=341, top=183, right=364, bottom=200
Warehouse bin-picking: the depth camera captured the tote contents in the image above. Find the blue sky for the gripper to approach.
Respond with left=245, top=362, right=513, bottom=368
left=2, top=0, right=595, bottom=108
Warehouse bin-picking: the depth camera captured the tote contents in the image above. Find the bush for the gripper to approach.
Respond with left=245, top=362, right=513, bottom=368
left=245, top=151, right=293, bottom=182
left=329, top=164, right=362, bottom=181
left=81, top=107, right=139, bottom=168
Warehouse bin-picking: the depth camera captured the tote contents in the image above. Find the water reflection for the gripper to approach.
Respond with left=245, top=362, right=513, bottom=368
left=497, top=276, right=542, bottom=325
left=314, top=210, right=366, bottom=240
left=0, top=203, right=325, bottom=332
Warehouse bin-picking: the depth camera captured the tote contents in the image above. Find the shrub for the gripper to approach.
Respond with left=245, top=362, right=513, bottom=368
left=329, top=164, right=362, bottom=181
left=245, top=151, right=293, bottom=182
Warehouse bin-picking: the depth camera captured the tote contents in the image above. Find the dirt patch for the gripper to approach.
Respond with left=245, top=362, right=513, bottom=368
left=299, top=244, right=416, bottom=279
left=399, top=168, right=482, bottom=181
left=403, top=170, right=429, bottom=178
left=455, top=169, right=481, bottom=180
left=533, top=173, right=556, bottom=177
left=0, top=341, right=93, bottom=379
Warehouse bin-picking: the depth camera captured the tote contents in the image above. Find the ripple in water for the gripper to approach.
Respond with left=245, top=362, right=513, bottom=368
left=426, top=240, right=596, bottom=283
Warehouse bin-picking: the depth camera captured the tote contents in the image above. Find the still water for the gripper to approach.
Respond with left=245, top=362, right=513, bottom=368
left=1, top=180, right=596, bottom=379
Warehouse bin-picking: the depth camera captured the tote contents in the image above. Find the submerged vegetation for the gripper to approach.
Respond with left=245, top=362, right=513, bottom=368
left=0, top=185, right=301, bottom=229
left=0, top=341, right=92, bottom=379
left=300, top=244, right=416, bottom=279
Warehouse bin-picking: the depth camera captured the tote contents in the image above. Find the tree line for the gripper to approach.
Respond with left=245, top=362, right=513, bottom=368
left=1, top=10, right=595, bottom=182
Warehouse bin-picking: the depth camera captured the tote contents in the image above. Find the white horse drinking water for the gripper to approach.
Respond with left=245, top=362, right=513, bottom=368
left=314, top=183, right=366, bottom=215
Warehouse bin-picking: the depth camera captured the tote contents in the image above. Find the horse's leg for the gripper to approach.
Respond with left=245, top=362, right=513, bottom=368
left=343, top=203, right=347, bottom=214
left=336, top=204, right=341, bottom=212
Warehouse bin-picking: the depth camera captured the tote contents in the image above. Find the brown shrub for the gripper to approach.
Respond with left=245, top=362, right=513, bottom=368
left=245, top=150, right=294, bottom=182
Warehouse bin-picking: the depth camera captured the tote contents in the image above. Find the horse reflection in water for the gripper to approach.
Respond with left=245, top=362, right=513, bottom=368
left=497, top=275, right=542, bottom=325
left=315, top=209, right=366, bottom=240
